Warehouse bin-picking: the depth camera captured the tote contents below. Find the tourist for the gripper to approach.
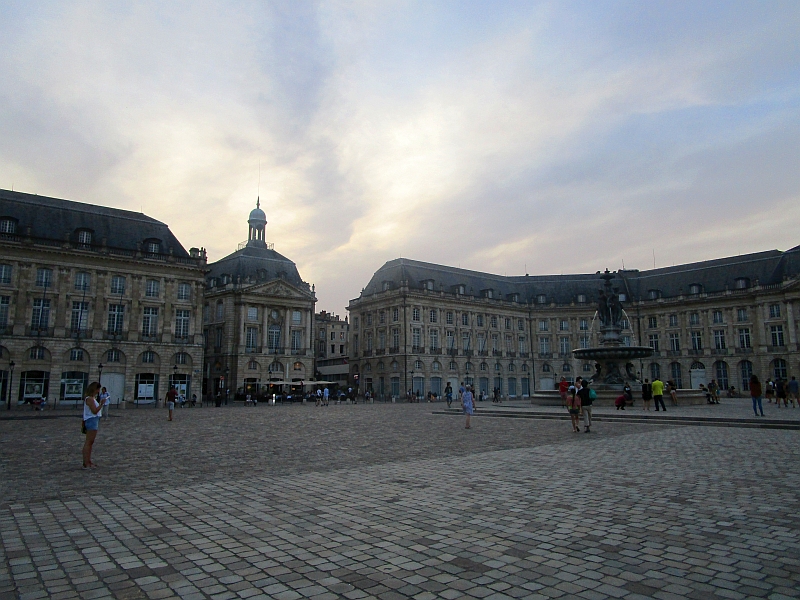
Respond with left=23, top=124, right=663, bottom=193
left=166, top=386, right=177, bottom=421
left=788, top=376, right=799, bottom=408
left=652, top=376, right=666, bottom=412
left=323, top=387, right=330, bottom=406
left=558, top=377, right=569, bottom=406
left=614, top=393, right=626, bottom=410
left=708, top=379, right=720, bottom=404
left=750, top=375, right=764, bottom=417
left=579, top=379, right=594, bottom=433
left=641, top=378, right=652, bottom=411
left=82, top=381, right=106, bottom=469
left=462, top=384, right=475, bottom=429
left=765, top=379, right=775, bottom=403
left=668, top=381, right=678, bottom=406
left=623, top=381, right=632, bottom=406
left=445, top=382, right=453, bottom=408
left=776, top=378, right=787, bottom=408
left=99, top=386, right=110, bottom=418
left=568, top=384, right=582, bottom=432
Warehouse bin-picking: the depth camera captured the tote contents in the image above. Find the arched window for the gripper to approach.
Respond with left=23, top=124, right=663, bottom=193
left=542, top=363, right=551, bottom=372
left=583, top=363, right=592, bottom=372
left=562, top=363, right=571, bottom=373
left=740, top=361, right=752, bottom=391
left=773, top=358, right=787, bottom=381
left=508, top=363, right=515, bottom=372
left=480, top=362, right=487, bottom=371
left=269, top=361, right=283, bottom=373
left=690, top=361, right=705, bottom=370
left=494, top=363, right=502, bottom=371
left=414, top=360, right=423, bottom=370
left=670, top=362, right=682, bottom=388
left=449, top=361, right=457, bottom=370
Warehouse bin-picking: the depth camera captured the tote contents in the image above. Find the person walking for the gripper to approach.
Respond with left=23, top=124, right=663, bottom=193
left=99, top=386, right=110, bottom=418
left=788, top=376, right=799, bottom=408
left=641, top=378, right=652, bottom=411
left=558, top=377, right=569, bottom=406
left=579, top=379, right=594, bottom=433
left=750, top=375, right=764, bottom=417
left=445, top=383, right=453, bottom=408
left=776, top=378, right=787, bottom=408
left=82, top=381, right=106, bottom=469
left=765, top=379, right=775, bottom=403
left=652, top=376, right=666, bottom=412
left=462, top=384, right=475, bottom=429
left=567, top=384, right=582, bottom=432
left=323, top=386, right=330, bottom=406
left=166, top=386, right=177, bottom=421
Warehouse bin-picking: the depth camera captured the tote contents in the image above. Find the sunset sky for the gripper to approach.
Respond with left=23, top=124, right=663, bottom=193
left=1, top=1, right=798, bottom=314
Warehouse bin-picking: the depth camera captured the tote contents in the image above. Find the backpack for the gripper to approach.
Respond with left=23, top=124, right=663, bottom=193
left=589, top=389, right=597, bottom=401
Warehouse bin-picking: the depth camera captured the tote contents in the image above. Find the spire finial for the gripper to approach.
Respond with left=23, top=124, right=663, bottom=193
left=256, top=196, right=260, bottom=210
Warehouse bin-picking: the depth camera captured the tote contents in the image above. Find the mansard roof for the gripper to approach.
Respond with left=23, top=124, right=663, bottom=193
left=206, top=244, right=308, bottom=289
left=0, top=188, right=191, bottom=257
left=357, top=246, right=800, bottom=305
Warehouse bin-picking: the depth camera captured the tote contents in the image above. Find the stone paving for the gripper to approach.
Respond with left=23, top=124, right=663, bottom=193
left=1, top=403, right=799, bottom=600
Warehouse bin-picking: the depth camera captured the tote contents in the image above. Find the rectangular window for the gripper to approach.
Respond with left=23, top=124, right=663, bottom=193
left=620, top=319, right=630, bottom=329
left=246, top=327, right=259, bottom=349
left=216, top=328, right=224, bottom=348
left=538, top=319, right=548, bottom=331
left=712, top=310, right=724, bottom=324
left=340, top=344, right=344, bottom=354
left=771, top=325, right=785, bottom=347
left=247, top=307, right=258, bottom=321
left=365, top=332, right=373, bottom=351
left=70, top=348, right=84, bottom=361
left=268, top=326, right=281, bottom=351
left=412, top=308, right=420, bottom=321
left=71, top=301, right=89, bottom=331
left=505, top=318, right=511, bottom=330
left=491, top=333, right=499, bottom=351
left=446, top=311, right=454, bottom=325
left=689, top=313, right=699, bottom=326
left=539, top=336, right=550, bottom=354
left=291, top=329, right=302, bottom=352
left=36, top=268, right=52, bottom=288
left=0, top=296, right=9, bottom=328
left=714, top=330, right=726, bottom=350
left=648, top=316, right=657, bottom=329
left=32, top=298, right=50, bottom=329
left=446, top=330, right=455, bottom=349
left=769, top=304, right=781, bottom=319
left=559, top=320, right=568, bottom=331
left=518, top=319, right=524, bottom=331
left=579, top=318, right=588, bottom=331
left=146, top=279, right=160, bottom=297
left=430, top=329, right=439, bottom=350
left=477, top=333, right=486, bottom=352
left=622, top=336, right=631, bottom=347
left=107, top=304, right=124, bottom=333
left=107, top=349, right=120, bottom=363
left=648, top=334, right=659, bottom=352
left=476, top=314, right=484, bottom=327
left=461, top=332, right=472, bottom=351
left=392, top=328, right=400, bottom=349
left=74, top=272, right=90, bottom=291
left=490, top=316, right=497, bottom=328
left=216, top=302, right=224, bottom=320
left=579, top=335, right=589, bottom=349
left=30, top=347, right=44, bottom=360
left=669, top=314, right=678, bottom=327
left=378, top=331, right=386, bottom=349
left=292, top=311, right=302, bottom=323
left=142, top=351, right=155, bottom=363
left=738, top=328, right=751, bottom=349
left=691, top=331, right=702, bottom=350
left=177, top=282, right=191, bottom=300
left=737, top=308, right=748, bottom=322
left=111, top=275, right=126, bottom=295
left=518, top=336, right=527, bottom=353
left=142, top=307, right=159, bottom=336
left=176, top=309, right=190, bottom=338
left=559, top=336, right=570, bottom=354
left=412, top=328, right=421, bottom=349
left=669, top=333, right=680, bottom=352
left=429, top=309, right=437, bottom=323
left=391, top=307, right=399, bottom=322
left=0, top=264, right=11, bottom=285
left=379, top=311, right=385, bottom=324
left=462, top=313, right=469, bottom=326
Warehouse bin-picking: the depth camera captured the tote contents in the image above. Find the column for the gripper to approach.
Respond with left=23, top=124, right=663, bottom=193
left=786, top=301, right=797, bottom=346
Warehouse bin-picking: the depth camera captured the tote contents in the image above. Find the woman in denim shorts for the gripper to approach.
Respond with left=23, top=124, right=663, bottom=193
left=83, top=382, right=106, bottom=469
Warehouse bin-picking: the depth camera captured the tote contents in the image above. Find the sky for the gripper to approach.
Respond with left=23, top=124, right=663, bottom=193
left=1, top=1, right=799, bottom=315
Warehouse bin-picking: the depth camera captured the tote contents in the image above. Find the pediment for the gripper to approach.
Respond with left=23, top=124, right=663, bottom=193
left=245, top=279, right=311, bottom=300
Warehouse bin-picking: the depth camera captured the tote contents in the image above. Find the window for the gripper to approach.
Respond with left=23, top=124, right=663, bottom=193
left=577, top=294, right=586, bottom=303
left=740, top=360, right=752, bottom=391
left=291, top=329, right=302, bottom=352
left=142, top=351, right=155, bottom=363
left=648, top=316, right=657, bottom=329
left=446, top=311, right=454, bottom=325
left=491, top=333, right=499, bottom=352
left=36, top=268, right=52, bottom=288
left=146, top=279, right=160, bottom=297
left=583, top=363, right=592, bottom=372
left=689, top=313, right=700, bottom=326
left=382, top=281, right=390, bottom=291
left=691, top=331, right=702, bottom=351
left=559, top=337, right=570, bottom=354
left=0, top=264, right=11, bottom=284
left=412, top=308, right=420, bottom=321
left=267, top=325, right=281, bottom=351
left=175, top=352, right=188, bottom=365
left=670, top=362, right=683, bottom=388
left=247, top=307, right=258, bottom=322
left=536, top=294, right=547, bottom=304
left=0, top=296, right=9, bottom=328
left=477, top=333, right=486, bottom=352
left=392, top=328, right=400, bottom=349
left=71, top=301, right=89, bottom=331
left=392, top=307, right=399, bottom=322
left=542, top=363, right=551, bottom=372
left=74, top=272, right=90, bottom=291
left=648, top=334, right=659, bottom=352
left=579, top=336, right=589, bottom=349
left=734, top=278, right=749, bottom=289
left=176, top=310, right=190, bottom=338
left=177, top=283, right=191, bottom=300
left=713, top=310, right=724, bottom=324
left=430, top=309, right=437, bottom=323
left=715, top=362, right=729, bottom=389
left=70, top=348, right=84, bottom=361
left=446, top=330, right=455, bottom=349
left=689, top=284, right=702, bottom=295
left=518, top=336, right=527, bottom=353
left=483, top=289, right=494, bottom=299
left=669, top=333, right=680, bottom=352
left=77, top=230, right=92, bottom=247
left=480, top=362, right=487, bottom=371
left=517, top=319, right=524, bottom=331
left=216, top=301, right=224, bottom=320
left=146, top=240, right=161, bottom=254
left=769, top=304, right=781, bottom=319
left=412, top=328, right=421, bottom=350
left=216, top=328, right=223, bottom=348
left=490, top=316, right=498, bottom=328
left=648, top=290, right=660, bottom=300
left=32, top=298, right=50, bottom=329
left=559, top=320, right=569, bottom=331
left=107, top=304, right=124, bottom=333
left=770, top=325, right=784, bottom=347
left=0, top=218, right=17, bottom=233
left=107, top=349, right=120, bottom=363
left=414, top=360, right=423, bottom=370
left=378, top=331, right=386, bottom=350
left=622, top=336, right=632, bottom=347
left=246, top=327, right=259, bottom=350
left=449, top=361, right=457, bottom=370
left=504, top=318, right=511, bottom=330
left=669, top=314, right=678, bottom=327
left=423, top=280, right=434, bottom=291
left=650, top=363, right=661, bottom=380
left=539, top=337, right=550, bottom=354
left=292, top=311, right=302, bottom=324
left=620, top=319, right=630, bottom=329
left=714, top=330, right=726, bottom=350
left=462, top=313, right=469, bottom=326
left=365, top=332, right=373, bottom=351
left=737, top=308, right=748, bottom=322
left=477, top=314, right=484, bottom=327
left=142, top=307, right=159, bottom=336
left=339, top=344, right=344, bottom=354
left=379, top=311, right=385, bottom=324
left=111, top=275, right=126, bottom=295
left=353, top=317, right=359, bottom=329
left=538, top=319, right=548, bottom=331
left=431, top=361, right=440, bottom=371
left=579, top=319, right=588, bottom=331
left=30, top=347, right=45, bottom=360
left=773, top=358, right=787, bottom=381
left=738, top=328, right=751, bottom=349
left=495, top=363, right=502, bottom=371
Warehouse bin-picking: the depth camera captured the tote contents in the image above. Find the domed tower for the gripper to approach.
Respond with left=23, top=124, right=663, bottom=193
left=247, top=198, right=267, bottom=247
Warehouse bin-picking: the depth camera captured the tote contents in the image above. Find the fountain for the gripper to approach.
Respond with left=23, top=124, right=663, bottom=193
left=572, top=269, right=653, bottom=388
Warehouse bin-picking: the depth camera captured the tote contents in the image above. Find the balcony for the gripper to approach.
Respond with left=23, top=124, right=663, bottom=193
left=245, top=346, right=262, bottom=354
left=507, top=351, right=517, bottom=358
left=478, top=350, right=488, bottom=357
left=362, top=349, right=373, bottom=357
left=412, top=345, right=423, bottom=353
left=519, top=352, right=529, bottom=358
left=447, top=348, right=458, bottom=356
left=711, top=348, right=729, bottom=355
left=67, top=328, right=91, bottom=338
left=461, top=350, right=473, bottom=357
left=291, top=348, right=306, bottom=355
left=429, top=347, right=442, bottom=355
left=375, top=348, right=385, bottom=355
left=104, top=330, right=128, bottom=341
left=142, top=334, right=162, bottom=343
left=174, top=335, right=191, bottom=344
left=492, top=349, right=502, bottom=356
left=389, top=346, right=400, bottom=354
left=735, top=347, right=753, bottom=354
left=266, top=347, right=285, bottom=355
left=26, top=326, right=54, bottom=337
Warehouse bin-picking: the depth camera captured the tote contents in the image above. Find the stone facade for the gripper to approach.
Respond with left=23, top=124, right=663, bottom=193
left=348, top=250, right=800, bottom=398
left=0, top=190, right=206, bottom=407
left=313, top=311, right=349, bottom=385
left=202, top=201, right=315, bottom=398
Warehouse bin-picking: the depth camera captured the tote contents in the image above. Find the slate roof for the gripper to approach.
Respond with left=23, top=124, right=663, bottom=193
left=0, top=188, right=191, bottom=257
left=358, top=246, right=800, bottom=304
left=206, top=244, right=307, bottom=289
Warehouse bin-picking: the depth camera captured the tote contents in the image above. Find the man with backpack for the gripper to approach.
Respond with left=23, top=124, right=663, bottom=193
left=579, top=379, right=595, bottom=433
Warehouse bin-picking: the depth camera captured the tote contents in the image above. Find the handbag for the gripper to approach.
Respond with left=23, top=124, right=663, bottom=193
left=81, top=420, right=87, bottom=435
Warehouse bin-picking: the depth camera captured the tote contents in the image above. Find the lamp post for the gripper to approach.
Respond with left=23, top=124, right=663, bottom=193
left=411, top=369, right=415, bottom=401
left=98, top=362, right=104, bottom=383
left=6, top=360, right=14, bottom=411
left=224, top=366, right=229, bottom=404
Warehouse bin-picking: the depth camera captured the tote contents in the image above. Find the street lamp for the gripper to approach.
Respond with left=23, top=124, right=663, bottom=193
left=6, top=360, right=14, bottom=411
left=98, top=362, right=104, bottom=383
left=224, top=367, right=229, bottom=404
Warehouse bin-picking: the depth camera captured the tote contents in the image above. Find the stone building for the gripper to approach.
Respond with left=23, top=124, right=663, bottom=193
left=313, top=310, right=349, bottom=386
left=0, top=189, right=207, bottom=407
left=202, top=201, right=315, bottom=398
left=347, top=248, right=800, bottom=398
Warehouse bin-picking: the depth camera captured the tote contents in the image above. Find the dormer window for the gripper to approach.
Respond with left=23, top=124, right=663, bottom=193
left=76, top=229, right=92, bottom=248
left=0, top=218, right=18, bottom=234
left=734, top=278, right=749, bottom=289
left=647, top=289, right=660, bottom=300
left=453, top=284, right=465, bottom=295
left=689, top=284, right=702, bottom=295
left=382, top=281, right=391, bottom=291
left=508, top=293, right=520, bottom=302
left=577, top=294, right=586, bottom=303
left=618, top=293, right=627, bottom=302
left=482, top=289, right=494, bottom=299
left=536, top=294, right=547, bottom=304
left=144, top=239, right=161, bottom=254
left=422, top=280, right=434, bottom=291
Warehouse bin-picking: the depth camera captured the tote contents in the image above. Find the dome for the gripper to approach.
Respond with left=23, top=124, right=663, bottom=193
left=248, top=207, right=266, bottom=224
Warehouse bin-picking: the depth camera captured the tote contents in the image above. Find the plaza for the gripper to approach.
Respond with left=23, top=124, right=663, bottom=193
left=1, top=403, right=799, bottom=600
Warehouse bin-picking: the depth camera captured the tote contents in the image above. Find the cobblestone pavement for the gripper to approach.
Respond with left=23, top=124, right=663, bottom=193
left=1, top=404, right=799, bottom=600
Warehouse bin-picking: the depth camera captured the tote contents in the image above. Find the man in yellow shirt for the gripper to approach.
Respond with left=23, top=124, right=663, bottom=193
left=652, top=377, right=666, bottom=411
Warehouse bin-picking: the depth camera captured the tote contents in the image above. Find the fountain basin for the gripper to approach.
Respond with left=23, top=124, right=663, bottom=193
left=572, top=346, right=654, bottom=361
